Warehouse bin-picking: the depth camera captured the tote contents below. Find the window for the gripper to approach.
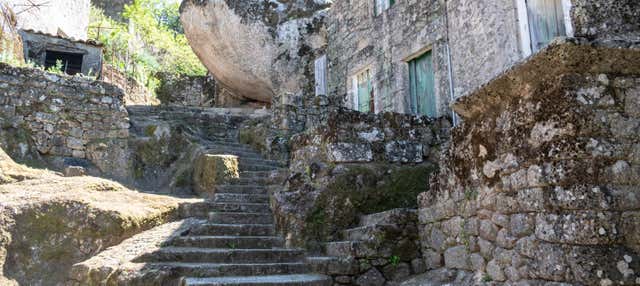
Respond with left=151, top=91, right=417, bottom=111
left=314, top=55, right=327, bottom=96
left=44, top=50, right=83, bottom=75
left=517, top=0, right=572, bottom=55
left=353, top=68, right=374, bottom=113
left=409, top=51, right=437, bottom=117
left=374, top=0, right=395, bottom=16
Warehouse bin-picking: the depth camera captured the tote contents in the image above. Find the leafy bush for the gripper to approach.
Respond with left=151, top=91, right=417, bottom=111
left=89, top=0, right=206, bottom=93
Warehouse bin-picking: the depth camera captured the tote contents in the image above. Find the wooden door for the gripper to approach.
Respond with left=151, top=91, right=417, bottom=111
left=527, top=0, right=566, bottom=52
left=409, top=51, right=436, bottom=117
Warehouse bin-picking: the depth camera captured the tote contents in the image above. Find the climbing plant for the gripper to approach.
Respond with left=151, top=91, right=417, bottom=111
left=89, top=0, right=206, bottom=93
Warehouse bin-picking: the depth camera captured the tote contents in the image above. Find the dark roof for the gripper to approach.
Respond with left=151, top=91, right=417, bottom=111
left=20, top=29, right=104, bottom=47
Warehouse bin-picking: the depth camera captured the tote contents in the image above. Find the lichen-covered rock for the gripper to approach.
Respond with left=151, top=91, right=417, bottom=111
left=0, top=148, right=189, bottom=285
left=192, top=154, right=239, bottom=197
left=418, top=41, right=640, bottom=285
left=180, top=0, right=330, bottom=102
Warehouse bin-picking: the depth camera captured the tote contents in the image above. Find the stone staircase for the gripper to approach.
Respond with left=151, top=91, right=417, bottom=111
left=126, top=106, right=331, bottom=286
left=309, top=209, right=424, bottom=285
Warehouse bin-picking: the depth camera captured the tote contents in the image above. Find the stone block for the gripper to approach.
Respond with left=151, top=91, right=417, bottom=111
left=510, top=214, right=534, bottom=238
left=63, top=166, right=86, bottom=177
left=444, top=246, right=471, bottom=270
left=356, top=268, right=385, bottom=286
left=535, top=211, right=621, bottom=245
left=382, top=262, right=411, bottom=281
left=192, top=154, right=239, bottom=197
left=384, top=141, right=423, bottom=163
left=487, top=259, right=506, bottom=282
left=327, top=143, right=373, bottom=163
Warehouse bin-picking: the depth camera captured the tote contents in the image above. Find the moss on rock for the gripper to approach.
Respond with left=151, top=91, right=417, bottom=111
left=304, top=164, right=437, bottom=244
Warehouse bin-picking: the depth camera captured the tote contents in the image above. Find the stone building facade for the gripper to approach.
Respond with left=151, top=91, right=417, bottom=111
left=323, top=0, right=640, bottom=119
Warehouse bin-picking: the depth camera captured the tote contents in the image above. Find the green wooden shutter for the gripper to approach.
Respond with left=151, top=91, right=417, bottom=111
left=527, top=0, right=566, bottom=52
left=357, top=69, right=372, bottom=113
left=409, top=51, right=436, bottom=117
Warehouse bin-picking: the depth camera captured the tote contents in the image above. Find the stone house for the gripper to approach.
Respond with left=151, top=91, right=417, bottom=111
left=19, top=29, right=103, bottom=76
left=321, top=0, right=636, bottom=119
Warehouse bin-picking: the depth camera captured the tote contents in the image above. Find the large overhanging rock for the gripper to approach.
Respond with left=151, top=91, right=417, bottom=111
left=180, top=0, right=331, bottom=103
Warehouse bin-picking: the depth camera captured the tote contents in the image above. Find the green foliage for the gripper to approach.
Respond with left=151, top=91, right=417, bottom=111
left=482, top=273, right=493, bottom=282
left=389, top=255, right=401, bottom=267
left=45, top=60, right=64, bottom=75
left=89, top=0, right=206, bottom=93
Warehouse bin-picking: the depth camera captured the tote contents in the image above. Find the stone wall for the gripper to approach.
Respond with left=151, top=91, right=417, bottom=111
left=0, top=63, right=130, bottom=178
left=446, top=0, right=522, bottom=98
left=272, top=108, right=451, bottom=250
left=100, top=64, right=158, bottom=106
left=418, top=41, right=640, bottom=285
left=6, top=0, right=90, bottom=40
left=571, top=0, right=640, bottom=43
left=325, top=0, right=451, bottom=116
left=155, top=73, right=263, bottom=108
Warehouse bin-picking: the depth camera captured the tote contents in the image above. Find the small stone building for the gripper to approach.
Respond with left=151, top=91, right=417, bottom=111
left=19, top=29, right=103, bottom=76
left=322, top=0, right=637, bottom=119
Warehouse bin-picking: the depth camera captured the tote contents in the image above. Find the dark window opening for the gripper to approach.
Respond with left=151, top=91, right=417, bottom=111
left=44, top=50, right=83, bottom=75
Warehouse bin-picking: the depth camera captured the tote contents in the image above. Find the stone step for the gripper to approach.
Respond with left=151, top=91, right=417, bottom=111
left=240, top=165, right=281, bottom=172
left=180, top=202, right=269, bottom=219
left=149, top=262, right=310, bottom=278
left=359, top=208, right=418, bottom=227
left=167, top=236, right=285, bottom=249
left=216, top=185, right=268, bottom=194
left=139, top=247, right=306, bottom=264
left=205, top=146, right=263, bottom=155
left=209, top=212, right=274, bottom=225
left=341, top=224, right=402, bottom=241
left=240, top=171, right=278, bottom=178
left=183, top=274, right=332, bottom=286
left=238, top=158, right=283, bottom=167
left=213, top=202, right=271, bottom=213
left=213, top=194, right=270, bottom=204
left=226, top=177, right=274, bottom=186
left=189, top=224, right=275, bottom=237
left=323, top=241, right=369, bottom=258
left=204, top=150, right=264, bottom=159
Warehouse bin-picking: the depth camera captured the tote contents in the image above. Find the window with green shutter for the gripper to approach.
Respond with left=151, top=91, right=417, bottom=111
left=526, top=0, right=567, bottom=52
left=354, top=68, right=374, bottom=113
left=409, top=51, right=437, bottom=117
left=374, top=0, right=394, bottom=16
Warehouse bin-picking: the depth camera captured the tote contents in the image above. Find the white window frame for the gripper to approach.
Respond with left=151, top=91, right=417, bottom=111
left=314, top=55, right=327, bottom=96
left=351, top=67, right=374, bottom=113
left=374, top=0, right=393, bottom=16
left=515, top=0, right=574, bottom=58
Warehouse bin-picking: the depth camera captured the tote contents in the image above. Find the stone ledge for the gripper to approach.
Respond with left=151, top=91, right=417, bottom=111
left=452, top=39, right=640, bottom=122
